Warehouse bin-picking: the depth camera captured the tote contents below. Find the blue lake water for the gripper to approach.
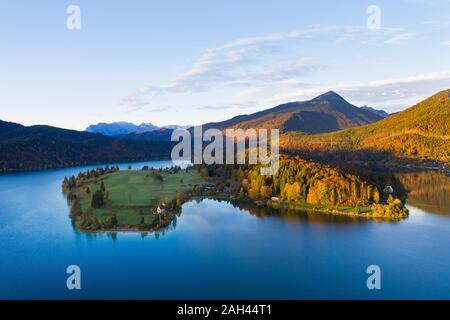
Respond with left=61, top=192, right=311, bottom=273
left=0, top=161, right=450, bottom=299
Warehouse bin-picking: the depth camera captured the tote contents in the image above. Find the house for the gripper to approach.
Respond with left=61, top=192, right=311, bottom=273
left=383, top=186, right=394, bottom=194
left=202, top=184, right=215, bottom=191
left=156, top=204, right=166, bottom=215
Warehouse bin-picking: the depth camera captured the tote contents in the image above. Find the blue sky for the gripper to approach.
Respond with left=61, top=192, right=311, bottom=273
left=1, top=0, right=450, bottom=130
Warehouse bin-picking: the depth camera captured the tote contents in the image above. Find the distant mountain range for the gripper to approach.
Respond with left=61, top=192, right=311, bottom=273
left=85, top=122, right=190, bottom=136
left=86, top=92, right=388, bottom=138
left=200, top=91, right=385, bottom=134
left=360, top=106, right=390, bottom=118
left=1, top=90, right=447, bottom=172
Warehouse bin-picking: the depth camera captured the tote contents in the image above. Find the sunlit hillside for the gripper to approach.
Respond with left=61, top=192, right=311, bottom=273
left=281, top=90, right=450, bottom=164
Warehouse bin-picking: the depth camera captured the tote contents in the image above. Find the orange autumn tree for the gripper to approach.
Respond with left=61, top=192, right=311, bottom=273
left=233, top=155, right=400, bottom=208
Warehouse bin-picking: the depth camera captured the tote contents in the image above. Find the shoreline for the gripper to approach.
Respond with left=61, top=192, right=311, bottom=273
left=0, top=157, right=173, bottom=175
left=74, top=195, right=406, bottom=234
left=189, top=195, right=408, bottom=221
left=2, top=159, right=448, bottom=175
left=270, top=202, right=405, bottom=221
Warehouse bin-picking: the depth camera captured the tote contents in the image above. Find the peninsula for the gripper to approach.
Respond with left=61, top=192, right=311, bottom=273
left=63, top=156, right=409, bottom=233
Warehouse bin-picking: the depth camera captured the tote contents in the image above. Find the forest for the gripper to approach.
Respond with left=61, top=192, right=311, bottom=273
left=195, top=155, right=409, bottom=219
left=280, top=90, right=450, bottom=166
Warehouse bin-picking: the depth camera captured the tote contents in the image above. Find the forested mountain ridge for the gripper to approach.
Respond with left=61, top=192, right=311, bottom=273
left=200, top=91, right=383, bottom=134
left=1, top=90, right=448, bottom=172
left=119, top=127, right=175, bottom=141
left=280, top=89, right=450, bottom=164
left=0, top=122, right=174, bottom=172
left=0, top=120, right=24, bottom=134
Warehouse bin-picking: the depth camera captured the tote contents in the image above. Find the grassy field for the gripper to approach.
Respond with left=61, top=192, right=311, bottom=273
left=74, top=169, right=206, bottom=225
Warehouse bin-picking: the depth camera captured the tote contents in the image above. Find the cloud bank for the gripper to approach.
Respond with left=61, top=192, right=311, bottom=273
left=119, top=24, right=450, bottom=116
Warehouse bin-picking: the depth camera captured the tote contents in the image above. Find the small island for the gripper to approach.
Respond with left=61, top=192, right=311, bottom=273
left=63, top=156, right=409, bottom=233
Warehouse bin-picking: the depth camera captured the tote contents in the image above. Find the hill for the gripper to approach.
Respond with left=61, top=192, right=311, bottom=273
left=0, top=122, right=174, bottom=172
left=201, top=91, right=383, bottom=134
left=0, top=120, right=24, bottom=134
left=120, top=127, right=175, bottom=141
left=281, top=89, right=450, bottom=164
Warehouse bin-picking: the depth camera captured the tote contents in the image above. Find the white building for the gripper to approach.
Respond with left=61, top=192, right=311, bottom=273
left=156, top=205, right=166, bottom=215
left=383, top=186, right=394, bottom=194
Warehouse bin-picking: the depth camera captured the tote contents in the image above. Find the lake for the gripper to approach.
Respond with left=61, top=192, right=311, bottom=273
left=1, top=161, right=450, bottom=299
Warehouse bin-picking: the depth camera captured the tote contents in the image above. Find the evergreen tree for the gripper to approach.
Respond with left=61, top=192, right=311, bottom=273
left=110, top=214, right=118, bottom=227
left=91, top=190, right=105, bottom=208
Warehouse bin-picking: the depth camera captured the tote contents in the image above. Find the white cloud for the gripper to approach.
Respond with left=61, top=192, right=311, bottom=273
left=241, top=70, right=450, bottom=113
left=423, top=19, right=450, bottom=29
left=121, top=25, right=416, bottom=111
left=383, top=33, right=415, bottom=44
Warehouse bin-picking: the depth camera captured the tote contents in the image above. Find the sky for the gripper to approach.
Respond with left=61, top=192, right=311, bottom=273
left=1, top=0, right=450, bottom=130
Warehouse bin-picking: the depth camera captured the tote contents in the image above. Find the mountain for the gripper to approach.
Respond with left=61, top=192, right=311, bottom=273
left=281, top=89, right=450, bottom=164
left=92, top=92, right=380, bottom=139
left=3, top=90, right=447, bottom=171
left=120, top=127, right=175, bottom=141
left=85, top=122, right=158, bottom=136
left=163, top=125, right=192, bottom=130
left=360, top=106, right=390, bottom=118
left=0, top=120, right=24, bottom=134
left=200, top=91, right=383, bottom=134
left=85, top=122, right=192, bottom=137
left=0, top=122, right=174, bottom=172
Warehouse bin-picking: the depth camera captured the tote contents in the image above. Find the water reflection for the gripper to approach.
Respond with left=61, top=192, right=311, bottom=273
left=84, top=212, right=181, bottom=241
left=229, top=200, right=371, bottom=224
left=68, top=170, right=450, bottom=242
left=397, top=170, right=450, bottom=215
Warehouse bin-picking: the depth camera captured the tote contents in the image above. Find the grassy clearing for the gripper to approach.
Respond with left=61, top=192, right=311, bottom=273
left=73, top=169, right=206, bottom=225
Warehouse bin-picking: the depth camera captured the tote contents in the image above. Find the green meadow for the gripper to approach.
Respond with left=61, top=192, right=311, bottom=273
left=74, top=169, right=206, bottom=225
